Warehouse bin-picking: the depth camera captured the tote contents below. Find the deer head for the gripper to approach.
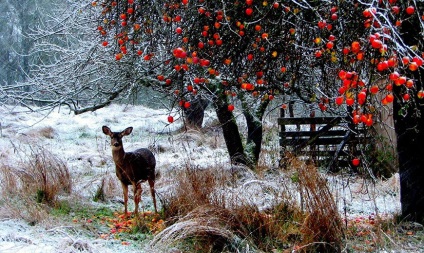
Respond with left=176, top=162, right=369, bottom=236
left=102, top=126, right=133, bottom=150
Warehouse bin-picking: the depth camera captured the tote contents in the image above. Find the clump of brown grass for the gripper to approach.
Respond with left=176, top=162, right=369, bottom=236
left=23, top=145, right=72, bottom=203
left=153, top=163, right=306, bottom=252
left=150, top=205, right=257, bottom=253
left=38, top=126, right=56, bottom=139
left=155, top=152, right=345, bottom=253
left=288, top=155, right=345, bottom=252
left=161, top=164, right=230, bottom=220
left=93, top=174, right=120, bottom=202
left=0, top=143, right=72, bottom=223
left=232, top=200, right=305, bottom=252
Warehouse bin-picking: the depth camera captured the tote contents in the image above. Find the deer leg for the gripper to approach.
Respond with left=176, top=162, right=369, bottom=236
left=134, top=181, right=142, bottom=216
left=121, top=183, right=129, bottom=216
left=148, top=179, right=157, bottom=213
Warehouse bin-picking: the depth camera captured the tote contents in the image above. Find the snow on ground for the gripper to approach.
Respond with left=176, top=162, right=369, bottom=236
left=0, top=217, right=141, bottom=253
left=0, top=104, right=401, bottom=252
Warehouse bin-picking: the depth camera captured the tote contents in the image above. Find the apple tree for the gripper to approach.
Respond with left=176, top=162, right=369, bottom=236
left=1, top=1, right=422, bottom=222
left=90, top=0, right=424, bottom=223
left=90, top=0, right=343, bottom=166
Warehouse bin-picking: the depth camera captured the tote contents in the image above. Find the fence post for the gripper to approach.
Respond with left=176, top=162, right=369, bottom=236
left=279, top=107, right=288, bottom=168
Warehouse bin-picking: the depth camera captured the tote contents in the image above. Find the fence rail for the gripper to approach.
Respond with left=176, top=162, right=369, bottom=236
left=278, top=110, right=369, bottom=171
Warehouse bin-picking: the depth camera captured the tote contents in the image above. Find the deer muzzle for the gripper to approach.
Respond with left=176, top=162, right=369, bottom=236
left=112, top=140, right=121, bottom=147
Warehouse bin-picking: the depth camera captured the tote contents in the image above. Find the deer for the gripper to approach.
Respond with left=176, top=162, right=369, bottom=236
left=102, top=126, right=157, bottom=216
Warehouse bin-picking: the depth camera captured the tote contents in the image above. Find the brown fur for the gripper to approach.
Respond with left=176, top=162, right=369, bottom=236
left=102, top=126, right=157, bottom=215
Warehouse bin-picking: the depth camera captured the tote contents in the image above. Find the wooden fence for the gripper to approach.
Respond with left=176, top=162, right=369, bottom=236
left=278, top=109, right=369, bottom=171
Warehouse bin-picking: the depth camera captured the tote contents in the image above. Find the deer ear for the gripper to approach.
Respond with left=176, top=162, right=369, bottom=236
left=102, top=126, right=112, bottom=136
left=121, top=127, right=133, bottom=136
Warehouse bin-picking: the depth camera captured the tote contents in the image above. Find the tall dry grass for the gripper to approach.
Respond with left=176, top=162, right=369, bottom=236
left=151, top=163, right=266, bottom=252
left=288, top=154, right=345, bottom=252
left=149, top=156, right=344, bottom=253
left=150, top=205, right=258, bottom=252
left=0, top=143, right=72, bottom=223
left=160, top=164, right=230, bottom=220
left=93, top=173, right=120, bottom=202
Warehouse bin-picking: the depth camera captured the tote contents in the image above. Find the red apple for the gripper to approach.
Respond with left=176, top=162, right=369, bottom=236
left=385, top=93, right=394, bottom=103
left=335, top=96, right=343, bottom=105
left=371, top=39, right=383, bottom=49
left=406, top=6, right=415, bottom=15
left=115, top=53, right=123, bottom=61
left=392, top=6, right=400, bottom=14
left=409, top=62, right=418, bottom=71
left=370, top=85, right=379, bottom=94
left=358, top=91, right=367, bottom=101
left=405, top=79, right=414, bottom=88
left=412, top=56, right=423, bottom=66
left=245, top=8, right=253, bottom=16
left=417, top=90, right=424, bottom=99
left=403, top=94, right=410, bottom=101
left=389, top=71, right=400, bottom=80
left=352, top=158, right=360, bottom=166
left=317, top=20, right=327, bottom=29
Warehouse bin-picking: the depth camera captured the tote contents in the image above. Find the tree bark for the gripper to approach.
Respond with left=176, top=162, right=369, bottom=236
left=395, top=105, right=424, bottom=223
left=184, top=97, right=209, bottom=129
left=213, top=96, right=249, bottom=166
left=395, top=12, right=424, bottom=224
left=240, top=95, right=269, bottom=165
left=243, top=111, right=263, bottom=163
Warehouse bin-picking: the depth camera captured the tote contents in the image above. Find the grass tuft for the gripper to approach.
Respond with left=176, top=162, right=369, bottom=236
left=288, top=154, right=345, bottom=252
left=152, top=162, right=304, bottom=252
left=0, top=143, right=72, bottom=223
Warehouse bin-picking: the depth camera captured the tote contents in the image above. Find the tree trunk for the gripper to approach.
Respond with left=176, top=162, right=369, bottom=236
left=394, top=99, right=424, bottom=224
left=243, top=111, right=263, bottom=164
left=241, top=96, right=269, bottom=166
left=184, top=97, right=209, bottom=129
left=395, top=12, right=424, bottom=224
left=213, top=96, right=249, bottom=166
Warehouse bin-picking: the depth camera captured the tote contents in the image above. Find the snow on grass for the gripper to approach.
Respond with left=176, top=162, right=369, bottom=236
left=0, top=104, right=402, bottom=252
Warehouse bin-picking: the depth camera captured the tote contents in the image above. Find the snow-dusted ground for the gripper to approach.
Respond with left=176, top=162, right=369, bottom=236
left=0, top=104, right=401, bottom=252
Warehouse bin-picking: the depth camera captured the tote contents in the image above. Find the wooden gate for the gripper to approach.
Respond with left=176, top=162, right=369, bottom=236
left=278, top=108, right=369, bottom=171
